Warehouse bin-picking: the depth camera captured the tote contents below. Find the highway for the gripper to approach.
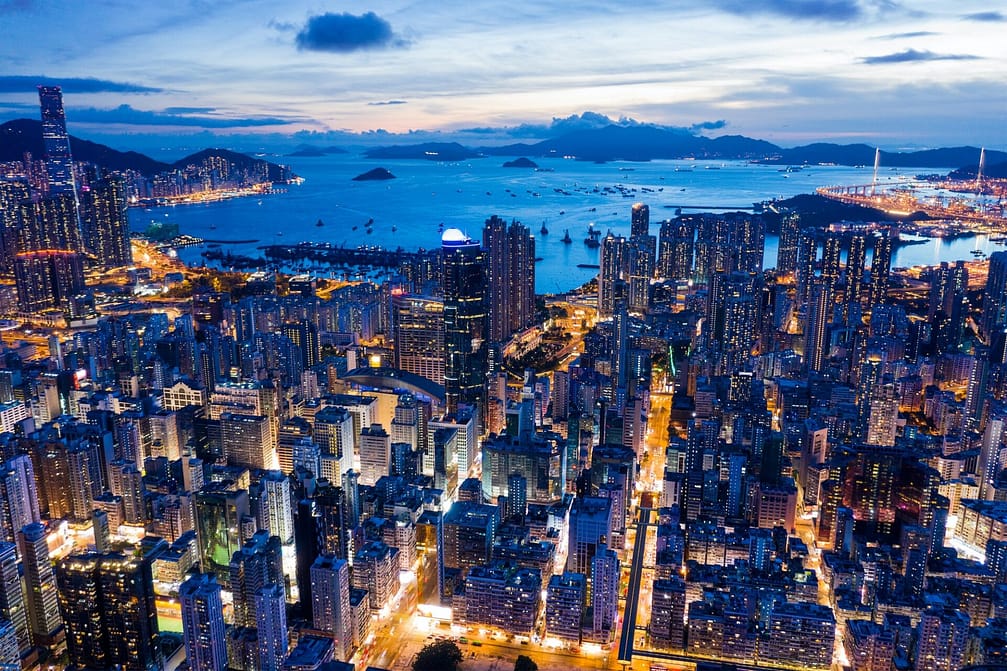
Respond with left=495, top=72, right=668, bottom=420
left=618, top=506, right=654, bottom=667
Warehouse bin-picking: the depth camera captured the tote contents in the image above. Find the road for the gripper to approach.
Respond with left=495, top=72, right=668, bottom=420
left=619, top=507, right=654, bottom=667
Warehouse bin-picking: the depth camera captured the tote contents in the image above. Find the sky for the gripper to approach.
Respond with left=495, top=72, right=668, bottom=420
left=1, top=0, right=1005, bottom=154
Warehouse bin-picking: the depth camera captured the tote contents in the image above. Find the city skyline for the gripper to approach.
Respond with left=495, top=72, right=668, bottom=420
left=1, top=1, right=1006, bottom=151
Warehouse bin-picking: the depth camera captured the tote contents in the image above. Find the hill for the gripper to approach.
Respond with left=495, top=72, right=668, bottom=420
left=0, top=118, right=293, bottom=179
left=0, top=118, right=169, bottom=174
left=170, top=147, right=290, bottom=182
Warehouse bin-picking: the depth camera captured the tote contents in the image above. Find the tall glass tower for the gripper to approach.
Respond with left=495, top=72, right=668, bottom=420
left=37, top=86, right=78, bottom=199
left=441, top=229, right=487, bottom=414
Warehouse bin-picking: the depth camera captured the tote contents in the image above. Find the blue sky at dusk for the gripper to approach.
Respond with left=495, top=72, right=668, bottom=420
left=1, top=0, right=1005, bottom=151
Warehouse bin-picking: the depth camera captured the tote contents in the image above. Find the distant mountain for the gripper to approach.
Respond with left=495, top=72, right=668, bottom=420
left=364, top=142, right=480, bottom=161
left=769, top=143, right=1006, bottom=168
left=1, top=118, right=169, bottom=174
left=287, top=144, right=348, bottom=157
left=482, top=125, right=775, bottom=162
left=366, top=124, right=999, bottom=167
left=0, top=119, right=293, bottom=180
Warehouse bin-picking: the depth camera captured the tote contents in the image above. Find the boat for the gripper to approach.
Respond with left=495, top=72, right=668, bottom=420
left=540, top=223, right=549, bottom=235
left=585, top=224, right=602, bottom=248
left=316, top=219, right=324, bottom=227
left=577, top=263, right=601, bottom=269
left=391, top=225, right=397, bottom=233
left=561, top=229, right=572, bottom=244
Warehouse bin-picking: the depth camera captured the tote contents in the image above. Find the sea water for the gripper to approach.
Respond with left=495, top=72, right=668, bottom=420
left=129, top=154, right=989, bottom=293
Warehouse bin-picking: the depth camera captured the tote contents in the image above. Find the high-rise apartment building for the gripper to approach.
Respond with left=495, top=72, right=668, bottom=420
left=310, top=556, right=353, bottom=661
left=18, top=523, right=63, bottom=647
left=229, top=531, right=283, bottom=629
left=982, top=251, right=1007, bottom=344
left=13, top=250, right=85, bottom=313
left=392, top=293, right=445, bottom=384
left=255, top=583, right=288, bottom=671
left=483, top=215, right=535, bottom=343
left=598, top=232, right=627, bottom=318
left=80, top=175, right=132, bottom=268
left=546, top=572, right=585, bottom=642
left=0, top=542, right=28, bottom=654
left=179, top=572, right=228, bottom=671
left=359, top=423, right=391, bottom=486
left=55, top=552, right=163, bottom=671
left=658, top=217, right=695, bottom=281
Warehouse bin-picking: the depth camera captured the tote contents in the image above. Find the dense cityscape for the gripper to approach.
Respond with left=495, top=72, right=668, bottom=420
left=1, top=70, right=1007, bottom=671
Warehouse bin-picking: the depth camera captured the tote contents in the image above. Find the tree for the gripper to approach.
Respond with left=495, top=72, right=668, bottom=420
left=412, top=640, right=464, bottom=671
left=514, top=655, right=538, bottom=671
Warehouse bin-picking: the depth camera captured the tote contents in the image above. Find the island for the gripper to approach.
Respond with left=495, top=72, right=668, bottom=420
left=503, top=157, right=539, bottom=169
left=352, top=167, right=397, bottom=181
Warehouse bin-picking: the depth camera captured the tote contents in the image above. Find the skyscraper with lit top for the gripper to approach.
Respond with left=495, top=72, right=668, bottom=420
left=441, top=228, right=487, bottom=414
left=37, top=86, right=78, bottom=200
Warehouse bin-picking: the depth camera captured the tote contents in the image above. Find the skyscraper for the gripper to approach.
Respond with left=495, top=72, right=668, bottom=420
left=776, top=213, right=801, bottom=274
left=179, top=572, right=228, bottom=671
left=13, top=250, right=85, bottom=313
left=55, top=552, right=163, bottom=671
left=658, top=217, right=694, bottom=281
left=483, top=216, right=535, bottom=343
left=229, top=530, right=284, bottom=629
left=804, top=280, right=833, bottom=374
left=630, top=202, right=650, bottom=237
left=846, top=232, right=868, bottom=312
left=796, top=228, right=818, bottom=305
left=392, top=293, right=445, bottom=384
left=18, top=523, right=63, bottom=647
left=310, top=555, right=353, bottom=660
left=442, top=229, right=488, bottom=414
left=255, top=584, right=288, bottom=671
left=925, top=260, right=967, bottom=354
left=37, top=86, right=78, bottom=199
left=870, top=229, right=894, bottom=305
left=0, top=543, right=28, bottom=654
left=599, top=232, right=627, bottom=318
left=79, top=175, right=132, bottom=268
left=981, top=251, right=1007, bottom=344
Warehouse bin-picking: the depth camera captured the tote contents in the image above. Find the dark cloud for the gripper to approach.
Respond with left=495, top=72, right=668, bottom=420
left=963, top=11, right=1005, bottom=21
left=0, top=76, right=161, bottom=94
left=861, top=49, right=981, bottom=64
left=163, top=106, right=216, bottom=114
left=711, top=0, right=863, bottom=21
left=367, top=100, right=407, bottom=106
left=691, top=120, right=728, bottom=132
left=67, top=104, right=297, bottom=128
left=295, top=12, right=407, bottom=53
left=875, top=30, right=939, bottom=39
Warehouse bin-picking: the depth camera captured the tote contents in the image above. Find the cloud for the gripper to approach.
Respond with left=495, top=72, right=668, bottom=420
left=367, top=100, right=407, bottom=106
left=875, top=30, right=939, bottom=39
left=691, top=120, right=728, bottom=132
left=163, top=106, right=217, bottom=114
left=711, top=0, right=863, bottom=21
left=0, top=75, right=161, bottom=94
left=861, top=49, right=981, bottom=64
left=66, top=104, right=297, bottom=128
left=963, top=11, right=1005, bottom=21
left=295, top=12, right=407, bottom=53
